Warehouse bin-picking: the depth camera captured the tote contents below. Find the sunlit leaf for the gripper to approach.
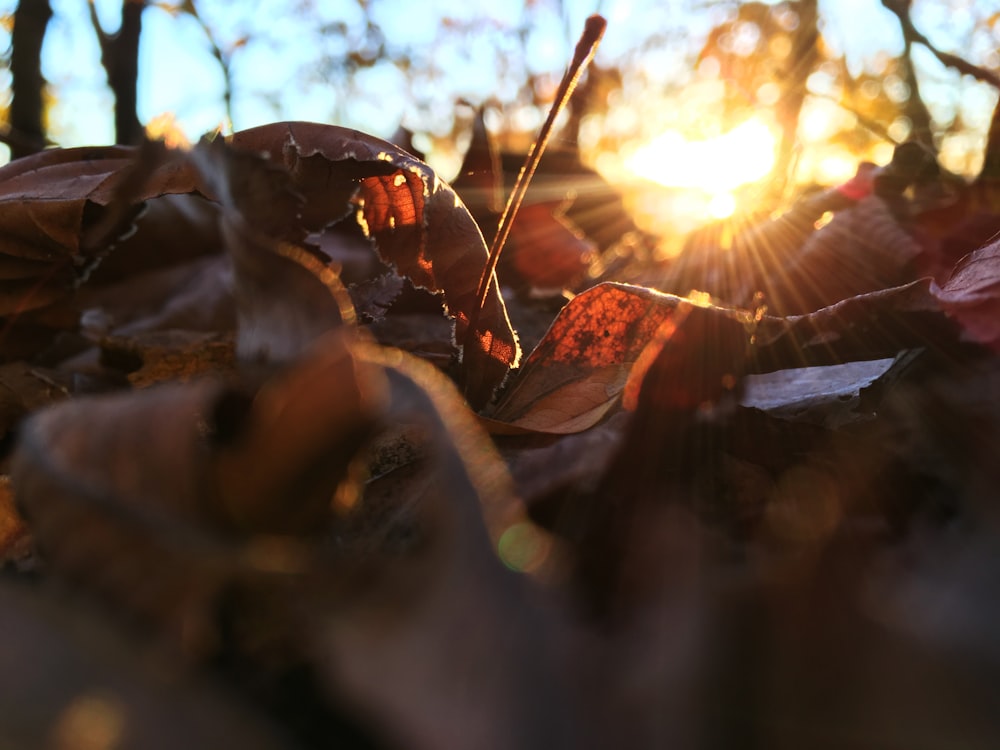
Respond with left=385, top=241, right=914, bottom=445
left=485, top=282, right=681, bottom=433
left=228, top=121, right=520, bottom=407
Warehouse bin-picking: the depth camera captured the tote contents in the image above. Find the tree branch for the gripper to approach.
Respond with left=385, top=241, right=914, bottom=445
left=178, top=0, right=236, bottom=131
left=881, top=0, right=1000, bottom=90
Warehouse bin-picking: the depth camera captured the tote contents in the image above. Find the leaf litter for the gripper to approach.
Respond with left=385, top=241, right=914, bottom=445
left=1, top=13, right=1000, bottom=749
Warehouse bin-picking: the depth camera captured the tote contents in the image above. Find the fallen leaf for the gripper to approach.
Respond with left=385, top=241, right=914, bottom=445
left=740, top=352, right=917, bottom=429
left=0, top=144, right=208, bottom=316
left=932, top=237, right=1000, bottom=348
left=450, top=105, right=503, bottom=241
left=77, top=254, right=236, bottom=337
left=756, top=191, right=925, bottom=315
left=487, top=283, right=734, bottom=434
left=499, top=146, right=645, bottom=254
left=227, top=121, right=520, bottom=407
left=510, top=200, right=597, bottom=289
left=752, top=277, right=963, bottom=372
left=9, top=328, right=382, bottom=652
left=308, top=343, right=589, bottom=750
left=189, top=137, right=356, bottom=364
left=85, top=193, right=223, bottom=286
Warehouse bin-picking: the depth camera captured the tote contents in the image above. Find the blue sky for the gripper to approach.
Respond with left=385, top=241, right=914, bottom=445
left=1, top=0, right=997, bottom=181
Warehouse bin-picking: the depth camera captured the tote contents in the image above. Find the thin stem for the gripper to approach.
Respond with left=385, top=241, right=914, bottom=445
left=466, top=14, right=606, bottom=345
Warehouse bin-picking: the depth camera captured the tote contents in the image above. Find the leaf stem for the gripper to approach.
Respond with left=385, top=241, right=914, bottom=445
left=466, top=15, right=606, bottom=347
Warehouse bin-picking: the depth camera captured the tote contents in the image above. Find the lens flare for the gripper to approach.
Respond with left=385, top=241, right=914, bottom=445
left=625, top=117, right=778, bottom=218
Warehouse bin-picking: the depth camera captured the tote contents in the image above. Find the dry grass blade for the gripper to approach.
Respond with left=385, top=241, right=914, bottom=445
left=466, top=15, right=606, bottom=361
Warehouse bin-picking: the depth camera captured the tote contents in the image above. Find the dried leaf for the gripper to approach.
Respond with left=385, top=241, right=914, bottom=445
left=78, top=255, right=236, bottom=337
left=752, top=277, right=962, bottom=371
left=510, top=200, right=596, bottom=289
left=11, top=377, right=272, bottom=650
left=0, top=145, right=209, bottom=317
left=87, top=193, right=223, bottom=286
left=740, top=354, right=912, bottom=429
left=487, top=283, right=688, bottom=434
left=451, top=106, right=503, bottom=239
left=227, top=121, right=519, bottom=407
left=0, top=146, right=133, bottom=262
left=932, top=238, right=1000, bottom=348
left=483, top=364, right=626, bottom=435
left=190, top=137, right=355, bottom=364
left=757, top=192, right=924, bottom=315
left=309, top=344, right=586, bottom=750
left=499, top=147, right=645, bottom=254
left=10, top=329, right=382, bottom=648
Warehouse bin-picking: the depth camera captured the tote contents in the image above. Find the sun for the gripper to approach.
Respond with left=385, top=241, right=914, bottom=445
left=625, top=117, right=778, bottom=219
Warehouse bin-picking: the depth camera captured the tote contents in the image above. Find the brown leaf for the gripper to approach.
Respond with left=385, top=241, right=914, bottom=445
left=485, top=283, right=685, bottom=434
left=189, top=137, right=355, bottom=363
left=78, top=255, right=236, bottom=338
left=740, top=354, right=913, bottom=429
left=0, top=146, right=131, bottom=314
left=0, top=144, right=221, bottom=367
left=9, top=328, right=381, bottom=648
left=510, top=200, right=596, bottom=289
left=11, top=376, right=268, bottom=650
left=306, top=344, right=589, bottom=750
left=483, top=364, right=626, bottom=435
left=932, top=238, right=1000, bottom=348
left=0, top=145, right=209, bottom=317
left=451, top=105, right=502, bottom=241
left=498, top=146, right=646, bottom=255
left=86, top=193, right=223, bottom=286
left=227, top=121, right=519, bottom=407
left=757, top=192, right=924, bottom=315
left=752, top=278, right=964, bottom=371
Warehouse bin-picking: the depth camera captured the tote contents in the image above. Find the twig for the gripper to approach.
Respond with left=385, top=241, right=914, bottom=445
left=177, top=0, right=236, bottom=131
left=465, top=15, right=606, bottom=351
left=881, top=0, right=1000, bottom=90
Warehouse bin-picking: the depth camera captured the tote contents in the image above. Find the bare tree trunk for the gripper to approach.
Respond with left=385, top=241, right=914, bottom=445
left=91, top=0, right=145, bottom=145
left=9, top=0, right=52, bottom=159
left=771, top=0, right=819, bottom=200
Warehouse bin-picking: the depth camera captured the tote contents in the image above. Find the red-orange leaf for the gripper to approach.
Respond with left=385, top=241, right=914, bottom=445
left=486, top=283, right=684, bottom=433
